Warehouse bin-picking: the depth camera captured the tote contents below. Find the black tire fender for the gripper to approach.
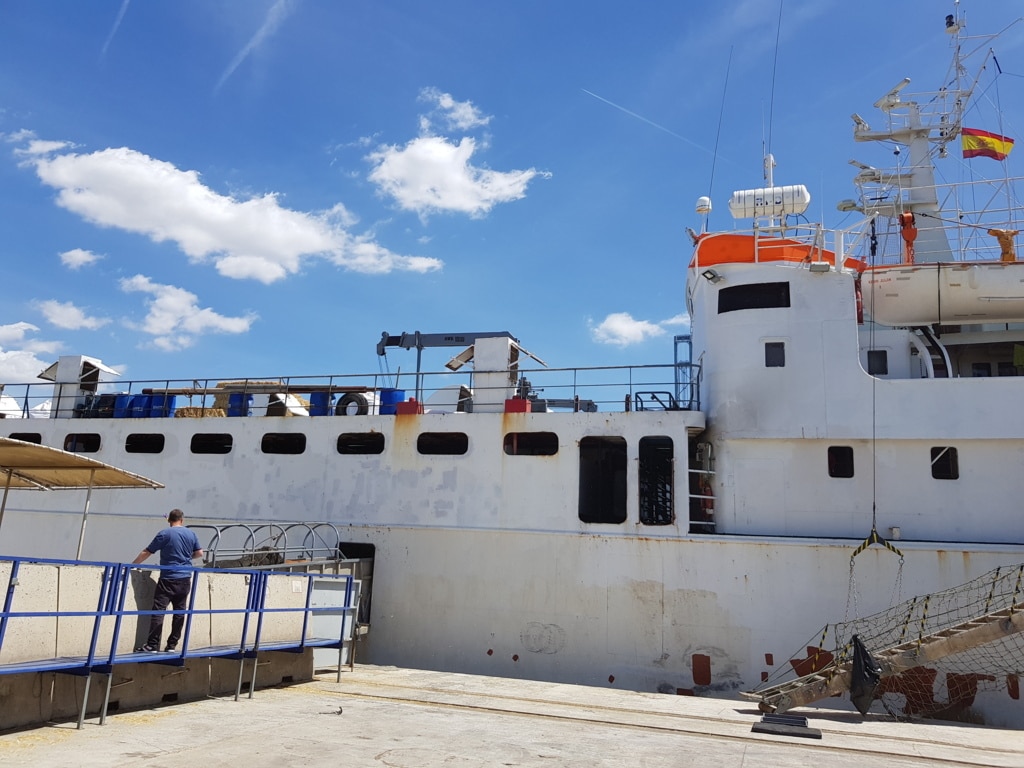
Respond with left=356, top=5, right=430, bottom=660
left=336, top=393, right=369, bottom=416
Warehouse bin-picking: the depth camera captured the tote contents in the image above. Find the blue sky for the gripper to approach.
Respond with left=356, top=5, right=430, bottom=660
left=1, top=1, right=1022, bottom=385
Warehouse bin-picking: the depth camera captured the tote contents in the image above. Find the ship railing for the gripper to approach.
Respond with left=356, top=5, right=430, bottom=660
left=192, top=522, right=346, bottom=568
left=867, top=86, right=969, bottom=134
left=0, top=554, right=359, bottom=729
left=852, top=173, right=1024, bottom=266
left=0, top=362, right=703, bottom=420
left=714, top=219, right=876, bottom=268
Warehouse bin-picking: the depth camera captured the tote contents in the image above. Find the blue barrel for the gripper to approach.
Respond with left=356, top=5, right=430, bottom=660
left=227, top=393, right=252, bottom=417
left=309, top=392, right=334, bottom=416
left=113, top=394, right=132, bottom=419
left=150, top=394, right=177, bottom=418
left=379, top=388, right=406, bottom=415
left=129, top=395, right=151, bottom=418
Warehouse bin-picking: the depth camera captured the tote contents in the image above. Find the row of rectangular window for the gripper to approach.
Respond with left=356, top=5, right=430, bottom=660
left=8, top=430, right=681, bottom=528
left=8, top=431, right=560, bottom=457
left=827, top=445, right=959, bottom=479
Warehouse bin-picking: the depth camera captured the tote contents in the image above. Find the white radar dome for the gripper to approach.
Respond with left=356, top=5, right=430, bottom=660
left=695, top=196, right=712, bottom=215
left=728, top=184, right=811, bottom=219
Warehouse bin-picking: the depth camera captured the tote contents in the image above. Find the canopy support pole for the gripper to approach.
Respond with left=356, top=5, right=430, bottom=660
left=76, top=468, right=97, bottom=561
left=0, top=470, right=13, bottom=541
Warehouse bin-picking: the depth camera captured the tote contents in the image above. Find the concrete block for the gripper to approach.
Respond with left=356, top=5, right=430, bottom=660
left=259, top=574, right=309, bottom=644
left=0, top=563, right=59, bottom=665
left=56, top=564, right=108, bottom=658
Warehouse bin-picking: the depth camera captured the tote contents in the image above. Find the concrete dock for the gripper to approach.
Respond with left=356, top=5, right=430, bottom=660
left=1, top=665, right=1021, bottom=767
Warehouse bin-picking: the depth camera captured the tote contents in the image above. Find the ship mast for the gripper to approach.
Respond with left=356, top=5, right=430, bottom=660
left=841, top=7, right=988, bottom=264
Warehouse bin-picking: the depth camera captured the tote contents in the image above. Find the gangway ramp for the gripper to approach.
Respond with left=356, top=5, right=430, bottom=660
left=0, top=554, right=361, bottom=730
left=744, top=569, right=1024, bottom=717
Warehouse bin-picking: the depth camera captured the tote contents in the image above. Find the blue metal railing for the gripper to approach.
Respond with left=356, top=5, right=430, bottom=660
left=0, top=554, right=359, bottom=728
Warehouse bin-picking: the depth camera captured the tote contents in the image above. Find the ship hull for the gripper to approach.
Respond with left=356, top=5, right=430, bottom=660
left=2, top=467, right=1021, bottom=725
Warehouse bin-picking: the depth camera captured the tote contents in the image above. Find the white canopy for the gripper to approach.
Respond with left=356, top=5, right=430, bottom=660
left=0, top=436, right=163, bottom=558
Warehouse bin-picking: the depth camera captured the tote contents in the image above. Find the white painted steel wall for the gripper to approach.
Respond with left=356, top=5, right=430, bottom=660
left=687, top=259, right=1024, bottom=542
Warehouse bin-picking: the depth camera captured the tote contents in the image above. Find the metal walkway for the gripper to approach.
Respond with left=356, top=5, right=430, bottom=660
left=0, top=554, right=360, bottom=729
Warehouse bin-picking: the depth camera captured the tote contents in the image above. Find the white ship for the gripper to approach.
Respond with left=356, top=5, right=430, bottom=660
left=3, top=8, right=1024, bottom=726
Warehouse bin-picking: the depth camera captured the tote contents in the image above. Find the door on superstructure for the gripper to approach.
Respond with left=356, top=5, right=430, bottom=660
left=578, top=436, right=627, bottom=524
left=639, top=436, right=673, bottom=525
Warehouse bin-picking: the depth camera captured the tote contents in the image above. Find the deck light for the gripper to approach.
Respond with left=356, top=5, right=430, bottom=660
left=701, top=268, right=723, bottom=284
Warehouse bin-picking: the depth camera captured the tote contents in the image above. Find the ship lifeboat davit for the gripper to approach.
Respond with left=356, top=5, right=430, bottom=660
left=863, top=261, right=1024, bottom=326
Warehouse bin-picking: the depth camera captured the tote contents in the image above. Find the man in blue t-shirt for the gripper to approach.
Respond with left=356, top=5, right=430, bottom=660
left=132, top=508, right=204, bottom=653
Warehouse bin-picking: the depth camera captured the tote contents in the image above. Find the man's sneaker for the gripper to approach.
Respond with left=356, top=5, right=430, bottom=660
left=134, top=644, right=158, bottom=653
left=164, top=645, right=177, bottom=653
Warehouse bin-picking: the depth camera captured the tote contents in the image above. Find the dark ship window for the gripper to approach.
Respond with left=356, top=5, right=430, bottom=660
left=190, top=433, right=233, bottom=455
left=931, top=447, right=959, bottom=480
left=765, top=342, right=786, bottom=367
left=337, top=433, right=385, bottom=455
left=998, top=362, right=1017, bottom=377
left=971, top=362, right=992, bottom=377
left=126, top=433, right=165, bottom=454
left=8, top=432, right=41, bottom=444
left=718, top=281, right=790, bottom=313
left=503, top=432, right=558, bottom=456
left=261, top=433, right=306, bottom=455
left=827, top=446, right=854, bottom=478
left=578, top=436, right=627, bottom=524
left=417, top=432, right=468, bottom=455
left=64, top=433, right=101, bottom=453
left=867, top=350, right=888, bottom=375
left=639, top=436, right=673, bottom=525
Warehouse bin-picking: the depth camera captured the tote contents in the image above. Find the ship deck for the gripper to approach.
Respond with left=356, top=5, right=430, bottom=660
left=1, top=665, right=1021, bottom=767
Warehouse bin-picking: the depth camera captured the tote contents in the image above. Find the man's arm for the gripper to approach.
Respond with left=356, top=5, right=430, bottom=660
left=132, top=549, right=153, bottom=565
left=192, top=548, right=204, bottom=560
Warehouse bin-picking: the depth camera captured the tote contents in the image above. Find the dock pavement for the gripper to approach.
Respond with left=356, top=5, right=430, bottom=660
left=0, top=665, right=1021, bottom=767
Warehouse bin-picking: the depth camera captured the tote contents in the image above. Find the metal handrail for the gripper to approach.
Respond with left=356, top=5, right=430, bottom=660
left=0, top=362, right=703, bottom=419
left=0, top=554, right=358, bottom=727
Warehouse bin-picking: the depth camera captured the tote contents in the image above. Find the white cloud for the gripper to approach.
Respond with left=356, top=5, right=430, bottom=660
left=418, top=87, right=491, bottom=132
left=120, top=274, right=257, bottom=351
left=368, top=136, right=548, bottom=218
left=367, top=88, right=548, bottom=218
left=17, top=139, right=441, bottom=283
left=59, top=248, right=102, bottom=269
left=591, top=312, right=668, bottom=347
left=15, top=139, right=73, bottom=156
left=36, top=300, right=111, bottom=331
left=0, top=322, right=63, bottom=384
left=0, top=321, right=39, bottom=346
left=661, top=313, right=691, bottom=329
left=0, top=351, right=54, bottom=384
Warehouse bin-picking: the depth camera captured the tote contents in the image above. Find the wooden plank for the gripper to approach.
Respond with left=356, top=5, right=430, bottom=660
left=751, top=722, right=822, bottom=739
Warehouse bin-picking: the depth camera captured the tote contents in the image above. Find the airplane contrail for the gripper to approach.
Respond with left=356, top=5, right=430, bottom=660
left=101, top=0, right=131, bottom=59
left=581, top=88, right=718, bottom=158
left=216, top=0, right=295, bottom=92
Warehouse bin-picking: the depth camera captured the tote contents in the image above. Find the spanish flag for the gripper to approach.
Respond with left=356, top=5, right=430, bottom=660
left=962, top=127, right=1015, bottom=161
